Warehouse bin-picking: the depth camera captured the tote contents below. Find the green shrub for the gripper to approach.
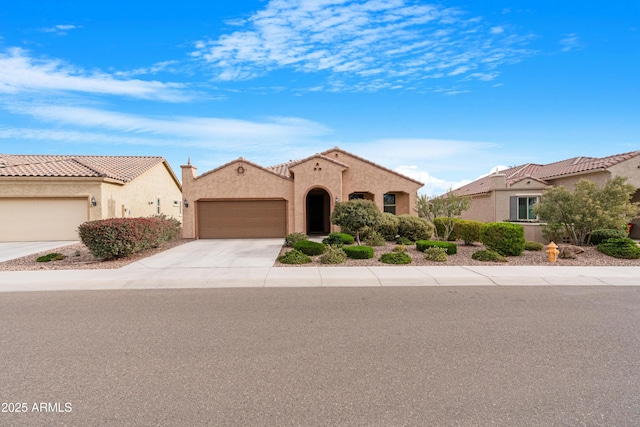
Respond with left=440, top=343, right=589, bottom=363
left=379, top=252, right=412, bottom=264
left=541, top=222, right=568, bottom=244
left=471, top=249, right=507, bottom=262
left=378, top=212, right=400, bottom=241
left=393, top=244, right=407, bottom=253
left=416, top=240, right=457, bottom=255
left=285, top=232, right=308, bottom=247
left=319, top=245, right=347, bottom=264
left=293, top=240, right=326, bottom=256
left=524, top=241, right=545, bottom=251
left=433, top=217, right=458, bottom=241
left=343, top=245, right=374, bottom=259
left=395, top=236, right=413, bottom=245
left=78, top=217, right=180, bottom=260
left=397, top=215, right=434, bottom=241
left=321, top=232, right=355, bottom=246
left=278, top=249, right=312, bottom=264
left=454, top=220, right=483, bottom=245
left=480, top=222, right=525, bottom=256
left=423, top=247, right=448, bottom=262
left=597, top=238, right=640, bottom=259
left=589, top=229, right=627, bottom=245
left=36, top=253, right=66, bottom=263
left=366, top=230, right=386, bottom=247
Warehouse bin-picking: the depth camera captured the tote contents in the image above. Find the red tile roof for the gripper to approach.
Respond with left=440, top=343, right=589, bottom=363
left=454, top=150, right=640, bottom=196
left=0, top=154, right=169, bottom=183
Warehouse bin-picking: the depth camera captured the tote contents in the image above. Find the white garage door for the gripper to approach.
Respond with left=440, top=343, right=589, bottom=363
left=0, top=198, right=89, bottom=242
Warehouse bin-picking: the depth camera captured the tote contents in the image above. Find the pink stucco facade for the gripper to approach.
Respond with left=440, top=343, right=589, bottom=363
left=181, top=147, right=423, bottom=239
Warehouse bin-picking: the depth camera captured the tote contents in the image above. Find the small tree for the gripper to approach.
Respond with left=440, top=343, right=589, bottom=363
left=417, top=189, right=471, bottom=240
left=331, top=200, right=382, bottom=245
left=534, top=176, right=639, bottom=245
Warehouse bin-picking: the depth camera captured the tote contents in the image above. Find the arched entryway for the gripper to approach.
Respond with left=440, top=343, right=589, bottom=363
left=306, top=188, right=330, bottom=234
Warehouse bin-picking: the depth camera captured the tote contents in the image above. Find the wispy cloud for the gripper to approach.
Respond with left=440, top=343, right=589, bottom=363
left=192, top=0, right=535, bottom=92
left=395, top=165, right=472, bottom=196
left=40, top=24, right=81, bottom=35
left=0, top=48, right=192, bottom=102
left=560, top=33, right=581, bottom=52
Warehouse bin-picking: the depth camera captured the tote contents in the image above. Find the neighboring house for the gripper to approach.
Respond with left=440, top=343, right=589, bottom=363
left=181, top=147, right=423, bottom=239
left=452, top=150, right=640, bottom=242
left=0, top=154, right=182, bottom=242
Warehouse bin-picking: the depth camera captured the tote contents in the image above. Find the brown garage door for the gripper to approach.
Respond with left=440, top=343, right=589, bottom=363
left=197, top=200, right=286, bottom=239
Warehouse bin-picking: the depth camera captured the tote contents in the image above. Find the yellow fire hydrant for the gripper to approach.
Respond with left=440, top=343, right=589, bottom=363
left=546, top=241, right=559, bottom=263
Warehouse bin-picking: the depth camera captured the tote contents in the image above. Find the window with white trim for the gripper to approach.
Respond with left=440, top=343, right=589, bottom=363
left=517, top=196, right=538, bottom=220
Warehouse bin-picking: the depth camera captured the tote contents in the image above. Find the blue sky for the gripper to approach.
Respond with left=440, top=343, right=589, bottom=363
left=1, top=0, right=638, bottom=195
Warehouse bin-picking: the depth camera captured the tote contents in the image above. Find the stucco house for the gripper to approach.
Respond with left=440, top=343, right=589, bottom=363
left=452, top=150, right=640, bottom=242
left=0, top=154, right=182, bottom=242
left=181, top=147, right=423, bottom=239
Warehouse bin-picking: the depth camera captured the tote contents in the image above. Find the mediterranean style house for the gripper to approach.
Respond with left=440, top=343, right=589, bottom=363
left=181, top=147, right=424, bottom=239
left=0, top=154, right=182, bottom=241
left=452, top=150, right=640, bottom=242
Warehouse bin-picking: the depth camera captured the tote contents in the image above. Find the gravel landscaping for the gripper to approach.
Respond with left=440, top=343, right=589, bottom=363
left=275, top=241, right=640, bottom=267
left=1, top=239, right=639, bottom=271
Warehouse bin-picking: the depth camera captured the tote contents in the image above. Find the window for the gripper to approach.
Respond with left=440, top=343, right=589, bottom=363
left=349, top=193, right=365, bottom=200
left=517, top=196, right=538, bottom=220
left=383, top=193, right=396, bottom=215
left=157, top=198, right=161, bottom=214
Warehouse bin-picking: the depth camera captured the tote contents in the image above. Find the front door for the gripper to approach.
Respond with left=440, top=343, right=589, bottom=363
left=306, top=189, right=329, bottom=234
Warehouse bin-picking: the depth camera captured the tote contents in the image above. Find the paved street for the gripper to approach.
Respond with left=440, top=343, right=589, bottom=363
left=1, top=286, right=639, bottom=426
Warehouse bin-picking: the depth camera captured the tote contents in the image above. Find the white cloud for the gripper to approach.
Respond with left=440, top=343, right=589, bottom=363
left=193, top=0, right=535, bottom=91
left=40, top=24, right=81, bottom=35
left=0, top=48, right=191, bottom=102
left=395, top=165, right=471, bottom=196
left=560, top=33, right=581, bottom=52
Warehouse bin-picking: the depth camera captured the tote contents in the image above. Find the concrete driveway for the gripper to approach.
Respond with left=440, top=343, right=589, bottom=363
left=130, top=238, right=283, bottom=268
left=0, top=241, right=78, bottom=263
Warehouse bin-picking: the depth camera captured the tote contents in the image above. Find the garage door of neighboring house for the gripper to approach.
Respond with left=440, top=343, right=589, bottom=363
left=0, top=198, right=89, bottom=241
left=197, top=200, right=287, bottom=239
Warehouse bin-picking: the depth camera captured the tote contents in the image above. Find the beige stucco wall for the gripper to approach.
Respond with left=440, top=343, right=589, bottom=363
left=461, top=193, right=495, bottom=222
left=289, top=156, right=344, bottom=233
left=181, top=160, right=294, bottom=238
left=324, top=149, right=422, bottom=215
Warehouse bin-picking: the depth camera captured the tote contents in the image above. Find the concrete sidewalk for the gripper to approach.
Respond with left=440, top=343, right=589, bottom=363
left=0, top=263, right=638, bottom=292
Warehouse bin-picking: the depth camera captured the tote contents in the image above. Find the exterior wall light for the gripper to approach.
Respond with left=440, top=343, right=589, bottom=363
left=183, top=198, right=189, bottom=208
left=91, top=196, right=97, bottom=207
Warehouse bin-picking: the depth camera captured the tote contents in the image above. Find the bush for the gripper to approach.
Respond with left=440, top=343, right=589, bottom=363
left=285, top=232, right=308, bottom=247
left=416, top=240, right=457, bottom=255
left=454, top=220, right=483, bottom=245
left=472, top=249, right=507, bottom=262
left=480, top=222, right=525, bottom=256
left=366, top=230, right=386, bottom=247
left=322, top=232, right=355, bottom=246
left=541, top=222, right=568, bottom=244
left=395, top=236, right=413, bottom=245
left=36, top=253, right=65, bottom=262
left=589, top=229, right=627, bottom=245
left=78, top=217, right=181, bottom=260
left=393, top=244, right=407, bottom=253
left=597, top=238, right=640, bottom=259
left=433, top=217, right=458, bottom=241
left=423, top=247, right=448, bottom=262
left=319, top=245, right=347, bottom=264
left=397, top=215, right=434, bottom=241
left=379, top=252, right=412, bottom=264
left=278, top=249, right=312, bottom=264
left=378, top=213, right=400, bottom=241
left=524, top=241, right=545, bottom=251
left=331, top=200, right=382, bottom=245
left=343, top=245, right=374, bottom=259
left=293, top=240, right=326, bottom=256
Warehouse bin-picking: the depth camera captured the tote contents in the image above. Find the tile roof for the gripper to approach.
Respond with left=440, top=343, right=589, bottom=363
left=0, top=154, right=168, bottom=183
left=454, top=150, right=640, bottom=196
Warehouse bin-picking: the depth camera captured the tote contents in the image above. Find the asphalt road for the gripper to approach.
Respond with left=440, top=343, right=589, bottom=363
left=1, top=286, right=639, bottom=426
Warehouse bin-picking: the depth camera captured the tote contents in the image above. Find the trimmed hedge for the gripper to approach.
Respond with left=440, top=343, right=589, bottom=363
left=480, top=222, right=525, bottom=256
left=454, top=220, right=483, bottom=245
left=397, top=215, right=434, bottom=241
left=322, top=232, right=355, bottom=246
left=343, top=245, right=374, bottom=259
left=278, top=249, right=312, bottom=264
left=433, top=217, right=458, bottom=241
left=378, top=212, right=400, bottom=241
left=416, top=240, right=457, bottom=255
left=78, top=216, right=181, bottom=260
left=597, top=238, right=640, bottom=259
left=472, top=249, right=507, bottom=262
left=293, top=240, right=326, bottom=256
left=589, top=229, right=627, bottom=245
left=379, top=252, right=412, bottom=264
left=524, top=241, right=545, bottom=251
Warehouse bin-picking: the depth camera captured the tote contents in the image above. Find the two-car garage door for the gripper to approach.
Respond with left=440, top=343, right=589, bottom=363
left=0, top=198, right=89, bottom=242
left=197, top=200, right=286, bottom=239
